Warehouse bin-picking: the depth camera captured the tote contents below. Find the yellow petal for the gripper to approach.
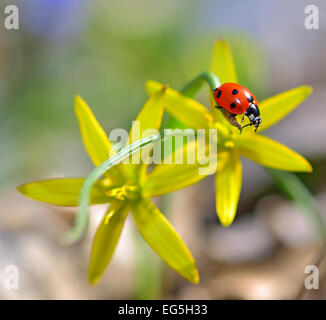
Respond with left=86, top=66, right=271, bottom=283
left=124, top=86, right=167, bottom=176
left=146, top=80, right=212, bottom=129
left=209, top=40, right=239, bottom=125
left=75, top=95, right=112, bottom=166
left=210, top=39, right=238, bottom=84
left=129, top=85, right=167, bottom=143
left=132, top=198, right=199, bottom=284
left=215, top=150, right=242, bottom=226
left=17, top=178, right=109, bottom=206
left=234, top=134, right=312, bottom=172
left=142, top=139, right=217, bottom=197
left=88, top=201, right=129, bottom=285
left=143, top=164, right=208, bottom=197
left=257, top=85, right=313, bottom=132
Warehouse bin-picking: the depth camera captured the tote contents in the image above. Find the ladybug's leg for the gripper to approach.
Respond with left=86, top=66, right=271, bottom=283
left=241, top=114, right=245, bottom=124
left=216, top=106, right=242, bottom=133
left=241, top=123, right=253, bottom=130
left=227, top=113, right=242, bottom=131
left=216, top=107, right=242, bottom=131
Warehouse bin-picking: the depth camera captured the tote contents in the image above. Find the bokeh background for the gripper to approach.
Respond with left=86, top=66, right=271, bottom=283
left=1, top=0, right=326, bottom=299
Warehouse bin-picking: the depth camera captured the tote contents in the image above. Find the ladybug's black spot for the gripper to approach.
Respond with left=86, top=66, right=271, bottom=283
left=216, top=90, right=222, bottom=98
left=232, top=89, right=238, bottom=95
left=247, top=96, right=253, bottom=103
left=230, top=102, right=236, bottom=109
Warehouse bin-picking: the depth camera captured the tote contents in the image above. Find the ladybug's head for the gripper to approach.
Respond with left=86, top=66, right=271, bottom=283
left=245, top=104, right=262, bottom=130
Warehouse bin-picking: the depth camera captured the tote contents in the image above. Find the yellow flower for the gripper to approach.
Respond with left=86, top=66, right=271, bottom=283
left=146, top=39, right=313, bottom=227
left=18, top=88, right=200, bottom=284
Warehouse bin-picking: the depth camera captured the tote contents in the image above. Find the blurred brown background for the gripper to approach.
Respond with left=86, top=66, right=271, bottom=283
left=0, top=0, right=326, bottom=299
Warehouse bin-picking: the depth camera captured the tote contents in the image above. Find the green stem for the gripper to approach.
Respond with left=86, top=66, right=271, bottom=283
left=166, top=71, right=220, bottom=129
left=181, top=71, right=220, bottom=97
left=268, top=168, right=326, bottom=243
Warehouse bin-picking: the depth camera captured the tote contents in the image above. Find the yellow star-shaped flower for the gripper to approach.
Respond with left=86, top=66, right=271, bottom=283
left=146, top=39, right=312, bottom=226
left=18, top=88, right=199, bottom=284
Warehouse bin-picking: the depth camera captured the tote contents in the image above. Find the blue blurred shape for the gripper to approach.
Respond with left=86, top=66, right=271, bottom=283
left=22, top=0, right=87, bottom=40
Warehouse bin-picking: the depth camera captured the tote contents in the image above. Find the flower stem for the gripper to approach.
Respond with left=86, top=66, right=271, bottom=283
left=166, top=71, right=220, bottom=129
left=181, top=71, right=220, bottom=97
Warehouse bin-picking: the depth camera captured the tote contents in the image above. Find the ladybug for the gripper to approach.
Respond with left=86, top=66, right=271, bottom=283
left=214, top=83, right=262, bottom=132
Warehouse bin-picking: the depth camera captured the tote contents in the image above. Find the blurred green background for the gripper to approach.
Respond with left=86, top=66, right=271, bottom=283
left=0, top=0, right=326, bottom=299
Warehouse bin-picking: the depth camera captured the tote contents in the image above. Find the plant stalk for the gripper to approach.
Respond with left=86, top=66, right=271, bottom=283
left=181, top=71, right=220, bottom=97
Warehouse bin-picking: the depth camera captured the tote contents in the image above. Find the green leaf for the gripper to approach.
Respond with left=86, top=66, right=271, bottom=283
left=134, top=231, right=162, bottom=299
left=17, top=178, right=109, bottom=206
left=268, top=169, right=326, bottom=242
left=257, top=86, right=313, bottom=132
left=132, top=198, right=199, bottom=283
left=215, top=150, right=242, bottom=226
left=210, top=39, right=238, bottom=84
left=146, top=80, right=212, bottom=129
left=88, top=201, right=129, bottom=285
left=234, top=134, right=312, bottom=172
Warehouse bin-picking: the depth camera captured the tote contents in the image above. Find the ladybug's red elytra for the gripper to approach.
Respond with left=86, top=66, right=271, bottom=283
left=214, top=83, right=262, bottom=132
